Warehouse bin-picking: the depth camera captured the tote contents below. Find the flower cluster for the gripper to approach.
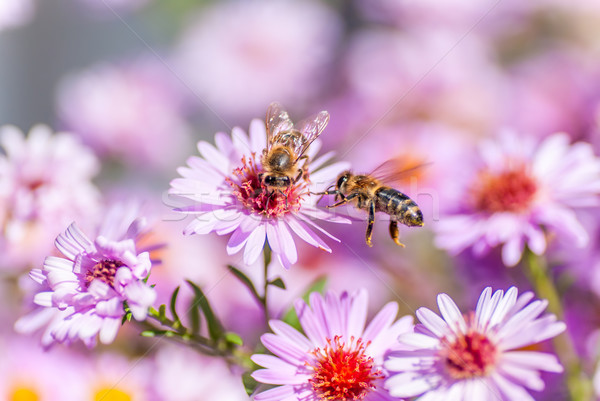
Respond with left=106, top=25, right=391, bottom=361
left=251, top=287, right=565, bottom=401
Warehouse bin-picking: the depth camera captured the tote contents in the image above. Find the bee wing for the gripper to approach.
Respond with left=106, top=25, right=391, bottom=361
left=265, top=102, right=294, bottom=151
left=291, top=110, right=330, bottom=160
left=369, top=159, right=432, bottom=185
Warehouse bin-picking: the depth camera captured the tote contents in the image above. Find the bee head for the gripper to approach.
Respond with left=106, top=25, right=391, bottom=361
left=336, top=171, right=351, bottom=190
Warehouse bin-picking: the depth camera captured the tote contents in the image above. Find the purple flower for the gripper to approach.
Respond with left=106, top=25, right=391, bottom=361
left=0, top=124, right=100, bottom=269
left=251, top=289, right=413, bottom=400
left=385, top=287, right=566, bottom=401
left=17, top=203, right=157, bottom=347
left=435, top=131, right=600, bottom=266
left=169, top=118, right=349, bottom=269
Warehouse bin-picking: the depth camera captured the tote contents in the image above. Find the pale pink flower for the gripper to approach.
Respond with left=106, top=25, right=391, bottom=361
left=0, top=0, right=34, bottom=30
left=174, top=0, right=341, bottom=121
left=169, top=118, right=349, bottom=269
left=57, top=59, right=191, bottom=169
left=252, top=289, right=413, bottom=400
left=17, top=203, right=157, bottom=347
left=0, top=336, right=87, bottom=401
left=385, top=287, right=566, bottom=401
left=0, top=124, right=100, bottom=269
left=153, top=344, right=248, bottom=401
left=435, top=130, right=600, bottom=266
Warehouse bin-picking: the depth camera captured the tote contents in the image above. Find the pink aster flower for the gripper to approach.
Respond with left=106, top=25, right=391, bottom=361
left=169, top=118, right=349, bottom=269
left=251, top=289, right=414, bottom=401
left=18, top=203, right=157, bottom=347
left=435, top=130, right=600, bottom=266
left=57, top=59, right=191, bottom=170
left=174, top=0, right=341, bottom=121
left=385, top=287, right=566, bottom=401
left=0, top=124, right=100, bottom=270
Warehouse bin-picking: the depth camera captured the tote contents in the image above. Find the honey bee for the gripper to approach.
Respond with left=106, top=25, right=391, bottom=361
left=317, top=161, right=424, bottom=247
left=260, top=102, right=329, bottom=190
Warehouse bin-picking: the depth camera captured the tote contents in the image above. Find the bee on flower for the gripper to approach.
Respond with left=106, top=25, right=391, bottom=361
left=169, top=103, right=350, bottom=269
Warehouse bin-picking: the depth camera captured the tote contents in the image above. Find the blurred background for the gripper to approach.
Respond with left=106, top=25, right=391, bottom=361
left=1, top=0, right=600, bottom=399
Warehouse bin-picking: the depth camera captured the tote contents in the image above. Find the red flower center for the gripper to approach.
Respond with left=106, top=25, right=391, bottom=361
left=307, top=336, right=383, bottom=400
left=86, top=259, right=124, bottom=288
left=226, top=154, right=305, bottom=218
left=439, top=330, right=498, bottom=380
left=471, top=167, right=538, bottom=213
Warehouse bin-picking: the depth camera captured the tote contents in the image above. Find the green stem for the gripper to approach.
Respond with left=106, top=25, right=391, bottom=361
left=262, top=242, right=272, bottom=324
left=523, top=250, right=592, bottom=401
left=142, top=309, right=254, bottom=367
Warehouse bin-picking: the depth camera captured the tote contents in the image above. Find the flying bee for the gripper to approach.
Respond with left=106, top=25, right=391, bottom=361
left=317, top=161, right=424, bottom=247
left=260, top=102, right=330, bottom=191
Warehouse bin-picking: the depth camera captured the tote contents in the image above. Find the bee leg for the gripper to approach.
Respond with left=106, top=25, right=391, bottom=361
left=279, top=189, right=288, bottom=208
left=327, top=192, right=357, bottom=208
left=389, top=219, right=406, bottom=248
left=365, top=201, right=375, bottom=247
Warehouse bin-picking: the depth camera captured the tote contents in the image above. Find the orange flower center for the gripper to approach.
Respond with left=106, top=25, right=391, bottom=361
left=439, top=331, right=498, bottom=380
left=307, top=336, right=382, bottom=400
left=471, top=167, right=538, bottom=213
left=226, top=154, right=304, bottom=218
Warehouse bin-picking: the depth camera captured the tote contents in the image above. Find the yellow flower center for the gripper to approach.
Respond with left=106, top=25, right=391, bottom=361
left=10, top=387, right=39, bottom=401
left=93, top=388, right=133, bottom=401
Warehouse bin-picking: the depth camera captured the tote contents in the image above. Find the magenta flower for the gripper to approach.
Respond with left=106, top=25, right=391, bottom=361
left=18, top=203, right=157, bottom=347
left=169, top=118, right=349, bottom=269
left=435, top=131, right=600, bottom=266
left=251, top=289, right=413, bottom=400
left=0, top=124, right=100, bottom=269
left=385, top=287, right=565, bottom=401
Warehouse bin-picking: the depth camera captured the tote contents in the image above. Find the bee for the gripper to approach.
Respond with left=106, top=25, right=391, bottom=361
left=260, top=102, right=329, bottom=190
left=317, top=161, right=424, bottom=247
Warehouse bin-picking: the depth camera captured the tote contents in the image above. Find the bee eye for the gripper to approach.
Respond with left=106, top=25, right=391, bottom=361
left=336, top=175, right=347, bottom=189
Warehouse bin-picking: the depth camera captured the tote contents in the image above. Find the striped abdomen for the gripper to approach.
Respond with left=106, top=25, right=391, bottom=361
left=374, top=187, right=423, bottom=227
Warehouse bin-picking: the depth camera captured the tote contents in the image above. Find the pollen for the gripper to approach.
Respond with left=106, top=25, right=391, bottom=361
left=226, top=154, right=304, bottom=218
left=85, top=259, right=124, bottom=289
left=307, top=336, right=383, bottom=400
left=439, top=330, right=498, bottom=380
left=471, top=166, right=538, bottom=213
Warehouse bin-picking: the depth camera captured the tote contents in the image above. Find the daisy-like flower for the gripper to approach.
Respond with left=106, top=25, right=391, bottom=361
left=0, top=124, right=100, bottom=270
left=251, top=289, right=414, bottom=400
left=385, top=287, right=566, bottom=401
left=435, top=130, right=600, bottom=266
left=18, top=203, right=157, bottom=347
left=169, top=118, right=349, bottom=269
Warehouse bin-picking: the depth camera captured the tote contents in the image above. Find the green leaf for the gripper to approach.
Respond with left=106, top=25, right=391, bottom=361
left=228, top=265, right=261, bottom=303
left=188, top=295, right=201, bottom=335
left=268, top=277, right=286, bottom=290
left=224, top=332, right=244, bottom=346
left=141, top=330, right=157, bottom=337
left=242, top=371, right=259, bottom=396
left=281, top=276, right=327, bottom=331
left=158, top=304, right=167, bottom=321
left=169, top=286, right=182, bottom=326
left=121, top=301, right=132, bottom=324
left=186, top=280, right=225, bottom=341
